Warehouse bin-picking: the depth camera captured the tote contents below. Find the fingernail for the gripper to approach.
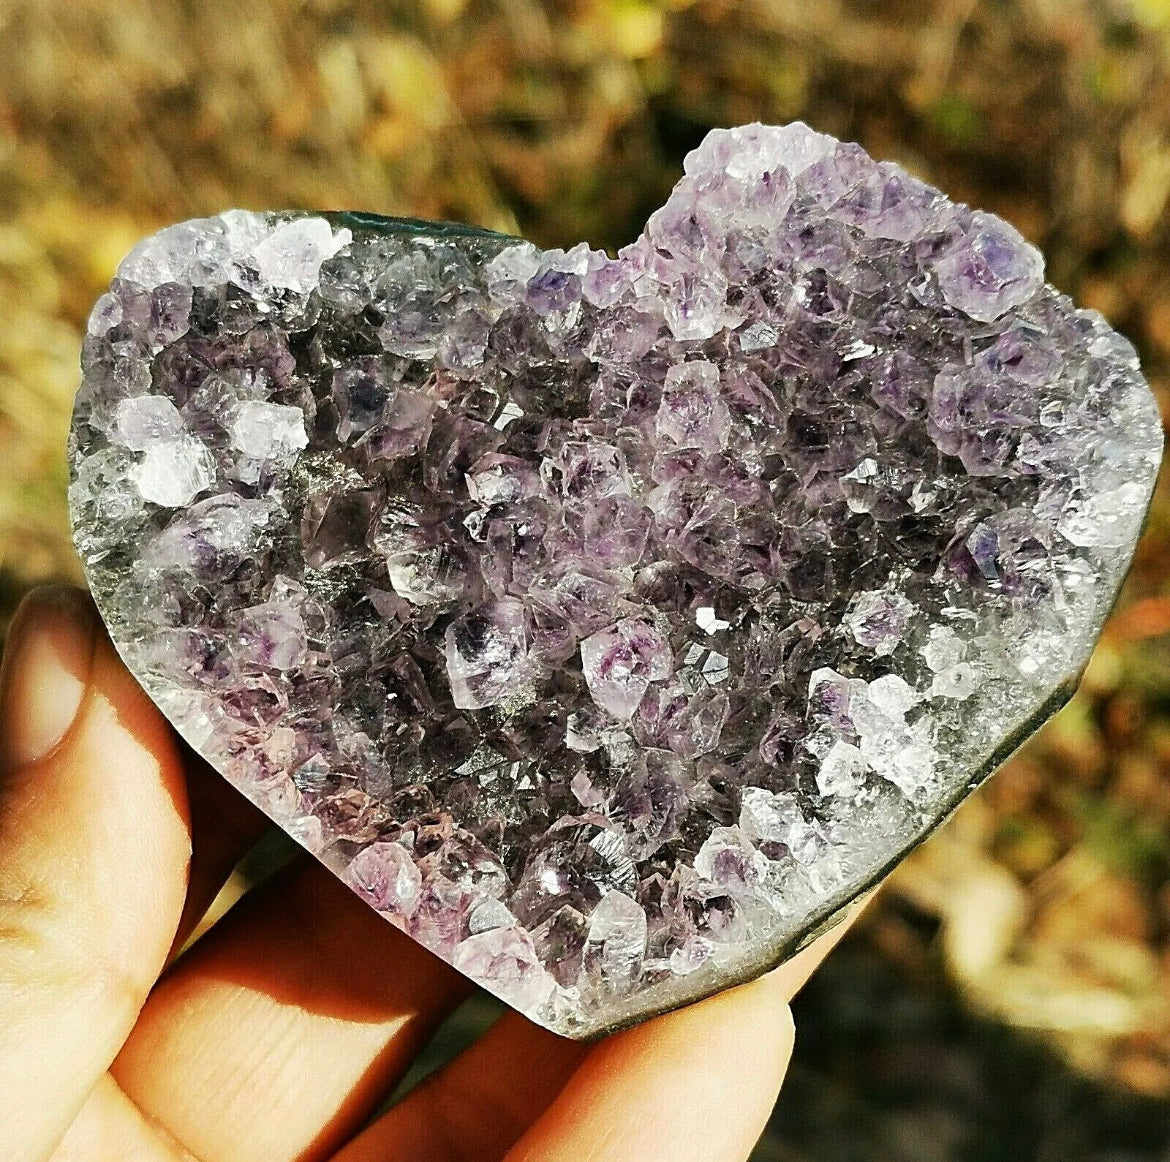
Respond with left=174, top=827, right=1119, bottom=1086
left=1, top=585, right=99, bottom=770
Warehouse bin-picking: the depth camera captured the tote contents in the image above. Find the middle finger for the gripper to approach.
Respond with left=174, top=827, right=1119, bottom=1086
left=111, top=858, right=471, bottom=1162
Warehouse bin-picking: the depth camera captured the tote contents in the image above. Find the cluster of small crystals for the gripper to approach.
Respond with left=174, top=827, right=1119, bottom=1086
left=68, top=123, right=1161, bottom=1036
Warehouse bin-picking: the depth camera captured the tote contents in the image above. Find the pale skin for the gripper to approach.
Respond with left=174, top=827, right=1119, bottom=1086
left=0, top=585, right=859, bottom=1162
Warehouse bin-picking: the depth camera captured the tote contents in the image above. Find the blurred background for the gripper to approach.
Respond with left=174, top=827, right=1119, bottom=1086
left=2, top=0, right=1170, bottom=1157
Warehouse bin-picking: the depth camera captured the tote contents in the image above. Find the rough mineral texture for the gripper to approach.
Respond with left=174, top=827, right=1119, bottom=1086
left=68, top=123, right=1162, bottom=1037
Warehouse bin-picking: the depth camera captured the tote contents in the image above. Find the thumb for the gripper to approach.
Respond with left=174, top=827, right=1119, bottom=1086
left=0, top=586, right=192, bottom=1162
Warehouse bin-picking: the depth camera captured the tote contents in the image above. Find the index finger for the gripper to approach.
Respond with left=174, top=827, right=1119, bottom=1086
left=0, top=587, right=192, bottom=1162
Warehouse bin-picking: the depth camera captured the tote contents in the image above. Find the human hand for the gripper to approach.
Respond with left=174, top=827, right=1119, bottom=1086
left=0, top=585, right=855, bottom=1162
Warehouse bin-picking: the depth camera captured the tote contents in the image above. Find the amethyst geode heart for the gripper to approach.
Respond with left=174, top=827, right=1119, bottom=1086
left=68, top=123, right=1162, bottom=1037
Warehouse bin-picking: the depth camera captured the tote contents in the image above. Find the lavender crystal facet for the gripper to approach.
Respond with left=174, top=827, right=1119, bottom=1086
left=68, top=123, right=1162, bottom=1037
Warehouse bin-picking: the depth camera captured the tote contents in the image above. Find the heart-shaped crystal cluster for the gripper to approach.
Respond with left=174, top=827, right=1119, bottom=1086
left=69, top=123, right=1161, bottom=1036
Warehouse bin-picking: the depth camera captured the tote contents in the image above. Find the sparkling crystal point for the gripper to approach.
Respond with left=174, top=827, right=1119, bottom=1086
left=69, top=122, right=1162, bottom=1037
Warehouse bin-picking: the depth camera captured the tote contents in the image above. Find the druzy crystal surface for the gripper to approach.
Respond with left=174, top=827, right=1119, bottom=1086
left=68, top=123, right=1162, bottom=1037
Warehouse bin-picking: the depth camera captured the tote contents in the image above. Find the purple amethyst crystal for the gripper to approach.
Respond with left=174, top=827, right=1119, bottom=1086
left=68, top=123, right=1162, bottom=1038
